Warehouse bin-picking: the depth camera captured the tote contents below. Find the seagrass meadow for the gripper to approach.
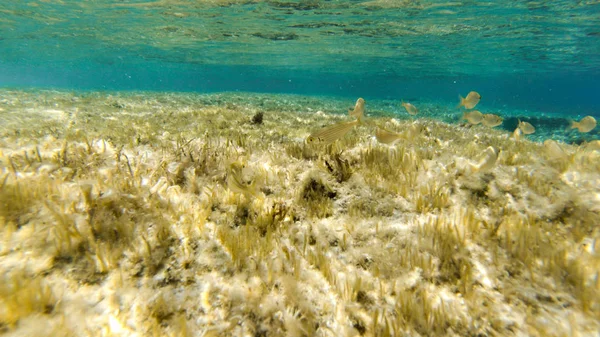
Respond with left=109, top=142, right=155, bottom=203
left=0, top=89, right=598, bottom=336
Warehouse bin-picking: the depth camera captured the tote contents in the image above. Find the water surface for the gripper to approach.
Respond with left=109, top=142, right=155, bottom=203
left=1, top=1, right=599, bottom=114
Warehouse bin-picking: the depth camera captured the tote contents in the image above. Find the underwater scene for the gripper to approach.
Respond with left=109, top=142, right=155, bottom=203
left=1, top=1, right=599, bottom=336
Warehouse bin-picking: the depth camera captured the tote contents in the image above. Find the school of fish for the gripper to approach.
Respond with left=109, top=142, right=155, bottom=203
left=300, top=91, right=597, bottom=177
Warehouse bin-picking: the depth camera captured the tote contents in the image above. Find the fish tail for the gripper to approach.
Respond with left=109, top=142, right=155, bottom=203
left=462, top=111, right=467, bottom=120
left=457, top=95, right=464, bottom=109
left=569, top=119, right=578, bottom=130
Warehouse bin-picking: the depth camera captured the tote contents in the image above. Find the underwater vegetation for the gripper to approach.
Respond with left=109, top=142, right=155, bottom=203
left=0, top=89, right=599, bottom=336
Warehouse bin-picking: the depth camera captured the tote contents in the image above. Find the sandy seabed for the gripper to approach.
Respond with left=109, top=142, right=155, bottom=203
left=0, top=89, right=598, bottom=337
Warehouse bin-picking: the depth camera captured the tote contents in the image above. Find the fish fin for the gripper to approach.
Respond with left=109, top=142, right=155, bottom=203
left=567, top=119, right=578, bottom=131
left=513, top=127, right=521, bottom=141
left=457, top=95, right=464, bottom=109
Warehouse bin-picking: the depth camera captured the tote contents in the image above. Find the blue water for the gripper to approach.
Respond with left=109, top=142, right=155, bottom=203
left=1, top=1, right=599, bottom=116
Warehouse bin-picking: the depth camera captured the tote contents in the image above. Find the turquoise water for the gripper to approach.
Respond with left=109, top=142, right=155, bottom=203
left=2, top=3, right=600, bottom=335
left=1, top=1, right=599, bottom=123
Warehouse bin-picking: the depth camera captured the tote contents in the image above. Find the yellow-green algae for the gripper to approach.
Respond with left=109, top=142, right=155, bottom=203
left=0, top=89, right=598, bottom=336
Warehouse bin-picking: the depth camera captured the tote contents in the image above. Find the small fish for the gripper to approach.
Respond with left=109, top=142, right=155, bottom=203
left=470, top=146, right=499, bottom=173
left=518, top=119, right=535, bottom=134
left=481, top=114, right=503, bottom=127
left=462, top=110, right=483, bottom=124
left=375, top=127, right=403, bottom=144
left=512, top=126, right=522, bottom=141
left=457, top=91, right=481, bottom=109
left=569, top=116, right=597, bottom=133
left=543, top=139, right=568, bottom=160
left=375, top=123, right=421, bottom=144
left=348, top=98, right=365, bottom=121
left=227, top=162, right=263, bottom=199
left=401, top=101, right=418, bottom=116
left=306, top=119, right=360, bottom=145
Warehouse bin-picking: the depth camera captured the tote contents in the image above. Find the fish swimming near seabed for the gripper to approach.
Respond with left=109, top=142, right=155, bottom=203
left=469, top=146, right=499, bottom=173
left=512, top=127, right=522, bottom=141
left=375, top=127, right=403, bottom=144
left=375, top=124, right=421, bottom=144
left=569, top=116, right=597, bottom=133
left=348, top=98, right=365, bottom=120
left=401, top=101, right=418, bottom=116
left=457, top=91, right=481, bottom=109
left=518, top=120, right=535, bottom=134
left=227, top=162, right=264, bottom=199
left=481, top=114, right=503, bottom=127
left=306, top=119, right=361, bottom=146
left=463, top=110, right=483, bottom=125
left=543, top=139, right=569, bottom=161
left=308, top=97, right=365, bottom=145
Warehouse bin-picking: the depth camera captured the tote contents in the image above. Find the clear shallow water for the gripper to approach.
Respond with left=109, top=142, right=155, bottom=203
left=1, top=3, right=600, bottom=335
left=1, top=0, right=599, bottom=115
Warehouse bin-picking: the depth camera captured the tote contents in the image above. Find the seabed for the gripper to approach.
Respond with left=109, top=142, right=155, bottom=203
left=0, top=89, right=598, bottom=336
